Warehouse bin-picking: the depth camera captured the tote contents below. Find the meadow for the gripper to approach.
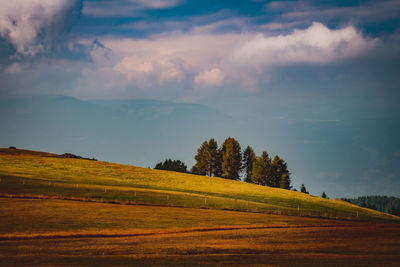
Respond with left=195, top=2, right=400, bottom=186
left=0, top=148, right=399, bottom=266
left=0, top=149, right=397, bottom=222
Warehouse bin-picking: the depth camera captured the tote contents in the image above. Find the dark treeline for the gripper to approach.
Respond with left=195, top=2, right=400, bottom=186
left=342, top=196, right=400, bottom=216
left=191, top=137, right=292, bottom=190
left=155, top=159, right=187, bottom=173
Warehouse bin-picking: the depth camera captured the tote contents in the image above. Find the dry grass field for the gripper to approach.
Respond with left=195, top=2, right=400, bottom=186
left=1, top=198, right=400, bottom=266
left=0, top=148, right=399, bottom=266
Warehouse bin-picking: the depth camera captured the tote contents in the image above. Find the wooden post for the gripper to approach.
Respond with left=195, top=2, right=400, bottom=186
left=204, top=196, right=207, bottom=205
left=104, top=188, right=107, bottom=193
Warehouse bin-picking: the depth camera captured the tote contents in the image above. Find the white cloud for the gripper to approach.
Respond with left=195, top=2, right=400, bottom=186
left=100, top=34, right=237, bottom=89
left=0, top=0, right=81, bottom=56
left=194, top=68, right=224, bottom=87
left=71, top=22, right=377, bottom=99
left=4, top=21, right=376, bottom=99
left=232, top=22, right=378, bottom=67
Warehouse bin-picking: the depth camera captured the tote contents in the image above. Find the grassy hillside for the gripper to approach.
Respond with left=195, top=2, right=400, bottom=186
left=0, top=148, right=398, bottom=222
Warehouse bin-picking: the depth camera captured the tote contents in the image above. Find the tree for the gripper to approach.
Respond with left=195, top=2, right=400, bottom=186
left=207, top=138, right=222, bottom=177
left=243, top=146, right=256, bottom=183
left=192, top=139, right=222, bottom=177
left=321, top=192, right=327, bottom=198
left=192, top=141, right=209, bottom=175
left=221, top=137, right=242, bottom=180
left=251, top=151, right=271, bottom=185
left=300, top=184, right=309, bottom=194
left=155, top=159, right=187, bottom=173
left=270, top=156, right=291, bottom=188
left=280, top=173, right=291, bottom=189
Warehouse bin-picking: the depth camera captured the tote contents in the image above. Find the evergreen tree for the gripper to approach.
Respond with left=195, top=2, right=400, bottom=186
left=192, top=139, right=222, bottom=177
left=280, top=173, right=291, bottom=189
left=243, top=146, right=256, bottom=183
left=207, top=138, right=222, bottom=177
left=300, top=184, right=309, bottom=194
left=270, top=155, right=291, bottom=188
left=221, top=137, right=242, bottom=180
left=155, top=159, right=187, bottom=173
left=192, top=141, right=209, bottom=175
left=321, top=192, right=327, bottom=198
left=251, top=151, right=271, bottom=185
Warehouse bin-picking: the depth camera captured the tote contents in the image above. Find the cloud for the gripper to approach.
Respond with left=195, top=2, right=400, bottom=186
left=68, top=22, right=378, bottom=99
left=0, top=0, right=82, bottom=56
left=194, top=68, right=224, bottom=87
left=113, top=55, right=184, bottom=86
left=232, top=22, right=377, bottom=67
left=82, top=0, right=182, bottom=17
left=267, top=0, right=400, bottom=24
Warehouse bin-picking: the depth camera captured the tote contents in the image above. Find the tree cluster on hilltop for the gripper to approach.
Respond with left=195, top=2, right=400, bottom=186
left=342, top=196, right=400, bottom=215
left=191, top=137, right=292, bottom=189
left=155, top=159, right=187, bottom=173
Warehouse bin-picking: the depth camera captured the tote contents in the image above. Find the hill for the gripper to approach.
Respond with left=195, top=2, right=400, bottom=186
left=0, top=148, right=398, bottom=222
left=342, top=196, right=400, bottom=215
left=0, top=95, right=229, bottom=167
left=1, top=148, right=400, bottom=266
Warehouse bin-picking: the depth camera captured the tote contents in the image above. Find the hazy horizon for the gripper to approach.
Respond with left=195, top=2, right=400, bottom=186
left=1, top=0, right=399, bottom=198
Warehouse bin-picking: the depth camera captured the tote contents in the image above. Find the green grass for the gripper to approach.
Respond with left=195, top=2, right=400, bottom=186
left=0, top=153, right=398, bottom=222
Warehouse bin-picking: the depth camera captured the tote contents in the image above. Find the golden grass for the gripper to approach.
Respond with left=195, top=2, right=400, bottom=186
left=0, top=198, right=352, bottom=237
left=0, top=153, right=398, bottom=221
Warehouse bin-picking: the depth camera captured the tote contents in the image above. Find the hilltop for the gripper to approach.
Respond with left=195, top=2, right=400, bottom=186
left=0, top=147, right=397, bottom=222
left=1, top=148, right=400, bottom=266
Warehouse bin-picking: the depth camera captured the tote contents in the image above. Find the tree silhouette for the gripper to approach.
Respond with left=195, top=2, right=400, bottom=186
left=221, top=137, right=242, bottom=180
left=251, top=151, right=271, bottom=185
left=155, top=159, right=187, bottom=173
left=300, top=184, right=309, bottom=194
left=243, top=146, right=256, bottom=183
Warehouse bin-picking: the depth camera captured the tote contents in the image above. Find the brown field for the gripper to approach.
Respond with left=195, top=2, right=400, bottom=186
left=1, top=198, right=400, bottom=266
left=1, top=150, right=399, bottom=266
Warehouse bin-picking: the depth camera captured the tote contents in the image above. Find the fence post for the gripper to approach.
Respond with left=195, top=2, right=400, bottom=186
left=204, top=196, right=207, bottom=205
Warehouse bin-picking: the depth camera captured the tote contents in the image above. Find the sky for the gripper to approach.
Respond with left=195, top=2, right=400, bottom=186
left=0, top=0, right=400, bottom=198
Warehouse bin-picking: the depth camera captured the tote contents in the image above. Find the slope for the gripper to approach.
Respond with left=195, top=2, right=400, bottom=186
left=0, top=148, right=398, bottom=222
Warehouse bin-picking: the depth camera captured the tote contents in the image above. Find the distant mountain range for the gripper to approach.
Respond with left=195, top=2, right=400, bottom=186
left=342, top=196, right=400, bottom=216
left=0, top=95, right=231, bottom=167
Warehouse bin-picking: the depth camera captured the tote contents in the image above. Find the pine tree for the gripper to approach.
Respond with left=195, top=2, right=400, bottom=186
left=192, top=139, right=222, bottom=177
left=270, top=155, right=291, bottom=188
left=207, top=138, right=222, bottom=177
left=192, top=141, right=209, bottom=175
left=221, top=137, right=242, bottom=180
left=155, top=159, right=187, bottom=173
left=321, top=192, right=327, bottom=198
left=251, top=151, right=271, bottom=185
left=280, top=173, right=291, bottom=189
left=243, top=146, right=256, bottom=183
left=300, top=184, right=309, bottom=194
